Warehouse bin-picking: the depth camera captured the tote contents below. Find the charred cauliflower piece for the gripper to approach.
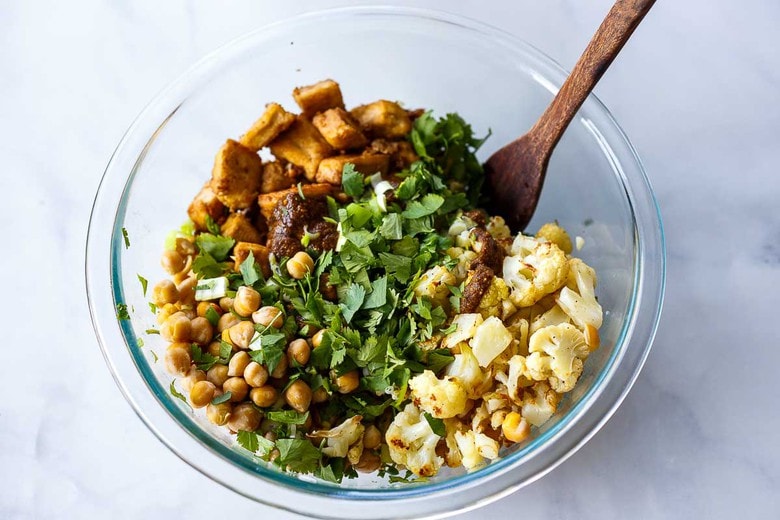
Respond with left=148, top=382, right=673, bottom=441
left=521, top=381, right=560, bottom=427
left=312, top=107, right=368, bottom=150
left=556, top=258, right=603, bottom=330
left=385, top=403, right=443, bottom=477
left=536, top=222, right=573, bottom=254
left=292, top=79, right=345, bottom=118
left=308, top=415, right=364, bottom=458
left=269, top=117, right=333, bottom=180
left=409, top=370, right=468, bottom=419
left=453, top=430, right=500, bottom=471
left=188, top=182, right=227, bottom=231
left=350, top=100, right=412, bottom=139
left=220, top=213, right=263, bottom=244
left=527, top=323, right=590, bottom=393
left=503, top=234, right=569, bottom=308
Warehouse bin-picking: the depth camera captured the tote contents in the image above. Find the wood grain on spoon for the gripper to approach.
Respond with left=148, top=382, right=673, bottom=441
left=485, top=0, right=656, bottom=231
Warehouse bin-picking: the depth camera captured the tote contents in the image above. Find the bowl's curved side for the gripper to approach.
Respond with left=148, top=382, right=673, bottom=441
left=86, top=6, right=665, bottom=519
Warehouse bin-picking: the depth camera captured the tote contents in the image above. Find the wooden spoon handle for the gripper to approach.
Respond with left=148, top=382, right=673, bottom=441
left=529, top=0, right=655, bottom=154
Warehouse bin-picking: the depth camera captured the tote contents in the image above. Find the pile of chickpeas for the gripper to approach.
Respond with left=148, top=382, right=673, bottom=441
left=151, top=238, right=379, bottom=472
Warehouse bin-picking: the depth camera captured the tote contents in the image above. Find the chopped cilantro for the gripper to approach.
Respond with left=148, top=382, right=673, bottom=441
left=204, top=306, right=220, bottom=327
left=266, top=410, right=309, bottom=425
left=116, top=303, right=130, bottom=320
left=195, top=233, right=235, bottom=262
left=211, top=392, right=232, bottom=405
left=137, top=274, right=148, bottom=297
left=401, top=193, right=444, bottom=218
left=121, top=227, right=130, bottom=249
left=137, top=338, right=144, bottom=348
left=239, top=251, right=261, bottom=286
left=275, top=438, right=321, bottom=473
left=150, top=350, right=158, bottom=362
left=341, top=163, right=364, bottom=198
left=145, top=328, right=160, bottom=335
left=169, top=380, right=190, bottom=408
left=205, top=215, right=222, bottom=235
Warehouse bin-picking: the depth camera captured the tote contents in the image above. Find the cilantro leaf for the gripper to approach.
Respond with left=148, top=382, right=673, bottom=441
left=236, top=430, right=259, bottom=452
left=169, top=380, right=191, bottom=409
left=121, top=227, right=130, bottom=249
left=205, top=305, right=220, bottom=327
left=205, top=215, right=222, bottom=235
left=116, top=303, right=130, bottom=320
left=362, top=276, right=387, bottom=310
left=423, top=412, right=446, bottom=436
left=266, top=410, right=309, bottom=425
left=275, top=438, right=321, bottom=473
left=137, top=274, right=148, bottom=297
left=339, top=283, right=366, bottom=323
left=341, top=163, right=364, bottom=198
left=379, top=213, right=403, bottom=240
left=211, top=391, right=232, bottom=405
left=195, top=233, right=235, bottom=261
left=239, top=251, right=261, bottom=286
left=426, top=348, right=455, bottom=373
left=401, top=193, right=444, bottom=219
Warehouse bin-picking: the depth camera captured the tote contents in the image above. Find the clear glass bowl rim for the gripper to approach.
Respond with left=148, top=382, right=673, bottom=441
left=86, top=6, right=666, bottom=519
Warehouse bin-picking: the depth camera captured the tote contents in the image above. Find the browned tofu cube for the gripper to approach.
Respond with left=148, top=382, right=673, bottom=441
left=350, top=100, right=412, bottom=139
left=257, top=183, right=333, bottom=219
left=315, top=154, right=390, bottom=186
left=269, top=117, right=333, bottom=180
left=292, top=79, right=344, bottom=118
left=210, top=139, right=263, bottom=210
left=260, top=161, right=296, bottom=193
left=239, top=103, right=296, bottom=152
left=233, top=242, right=271, bottom=278
left=312, top=108, right=367, bottom=150
left=188, top=182, right=227, bottom=231
left=368, top=139, right=419, bottom=169
left=220, top=213, right=264, bottom=244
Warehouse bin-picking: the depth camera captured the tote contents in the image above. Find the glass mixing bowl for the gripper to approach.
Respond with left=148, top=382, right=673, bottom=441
left=86, top=7, right=665, bottom=519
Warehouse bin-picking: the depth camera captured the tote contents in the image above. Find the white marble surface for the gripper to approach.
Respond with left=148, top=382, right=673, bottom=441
left=2, top=0, right=779, bottom=518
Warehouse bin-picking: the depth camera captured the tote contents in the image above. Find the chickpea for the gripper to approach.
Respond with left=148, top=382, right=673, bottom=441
left=190, top=380, right=216, bottom=408
left=181, top=368, right=206, bottom=393
left=287, top=339, right=311, bottom=366
left=284, top=380, right=312, bottom=413
left=228, top=321, right=255, bottom=350
left=252, top=306, right=284, bottom=328
left=175, top=237, right=196, bottom=256
left=354, top=450, right=381, bottom=473
left=227, top=403, right=262, bottom=433
left=206, top=364, right=229, bottom=387
left=156, top=303, right=178, bottom=325
left=244, top=362, right=268, bottom=388
left=164, top=343, right=192, bottom=376
left=362, top=424, right=382, bottom=450
left=333, top=370, right=360, bottom=394
left=207, top=341, right=222, bottom=357
left=217, top=312, right=241, bottom=332
left=179, top=306, right=196, bottom=320
left=206, top=401, right=232, bottom=426
left=286, top=251, right=314, bottom=279
left=270, top=354, right=288, bottom=379
left=227, top=351, right=251, bottom=377
left=223, top=377, right=249, bottom=402
left=311, top=329, right=326, bottom=349
left=196, top=301, right=221, bottom=318
left=190, top=317, right=214, bottom=345
left=311, top=386, right=328, bottom=404
left=161, top=249, right=185, bottom=275
left=233, top=286, right=261, bottom=317
left=161, top=312, right=192, bottom=343
left=219, top=296, right=235, bottom=313
left=152, top=280, right=179, bottom=306
left=176, top=276, right=197, bottom=304
left=250, top=385, right=278, bottom=408
left=501, top=412, right=531, bottom=443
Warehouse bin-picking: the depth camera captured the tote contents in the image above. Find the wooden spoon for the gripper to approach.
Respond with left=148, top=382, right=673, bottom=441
left=485, top=0, right=655, bottom=231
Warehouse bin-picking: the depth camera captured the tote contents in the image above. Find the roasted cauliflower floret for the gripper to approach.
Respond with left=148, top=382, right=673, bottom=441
left=447, top=214, right=478, bottom=248
left=446, top=247, right=478, bottom=281
left=385, top=404, right=443, bottom=477
left=503, top=235, right=569, bottom=308
left=556, top=258, right=603, bottom=330
left=445, top=344, right=486, bottom=399
left=308, top=415, right=364, bottom=458
left=443, top=313, right=483, bottom=349
left=486, top=215, right=511, bottom=240
left=409, top=370, right=468, bottom=419
left=474, top=275, right=510, bottom=319
left=536, top=222, right=573, bottom=254
left=453, top=430, right=500, bottom=470
left=442, top=419, right=467, bottom=467
left=521, top=381, right=560, bottom=427
left=496, top=355, right=535, bottom=403
left=413, top=265, right=457, bottom=307
left=527, top=323, right=590, bottom=393
left=529, top=303, right=571, bottom=334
